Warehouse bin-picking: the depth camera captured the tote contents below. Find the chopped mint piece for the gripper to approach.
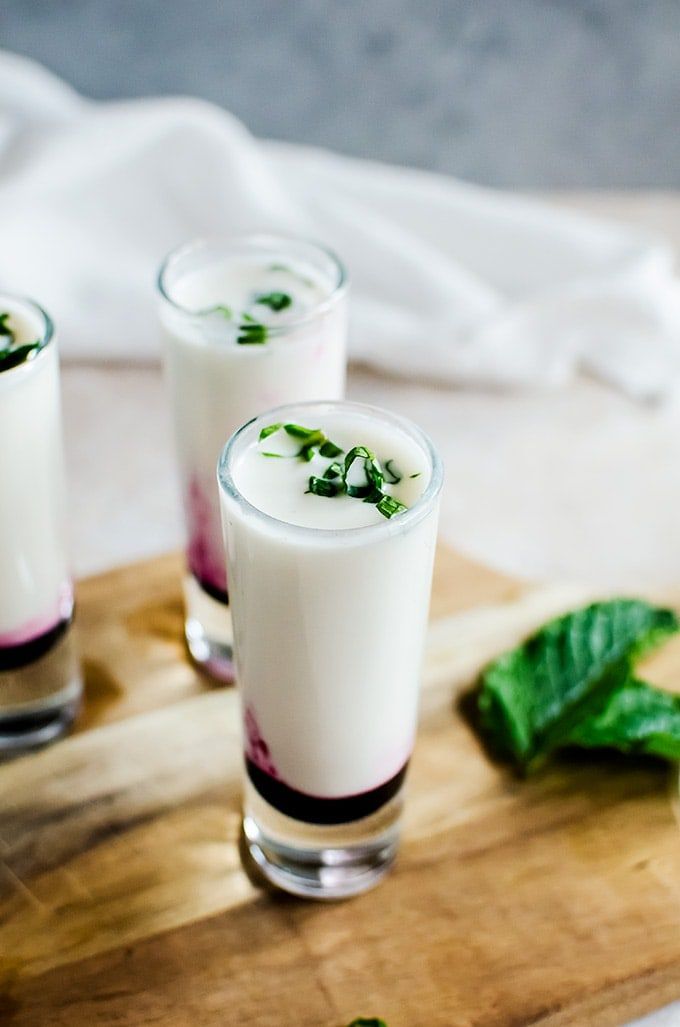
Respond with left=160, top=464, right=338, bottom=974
left=376, top=494, right=407, bottom=518
left=307, top=475, right=340, bottom=497
left=259, top=422, right=340, bottom=462
left=0, top=342, right=42, bottom=372
left=319, top=439, right=343, bottom=458
left=0, top=312, right=14, bottom=345
left=237, top=320, right=267, bottom=345
left=254, top=291, right=293, bottom=312
left=343, top=446, right=384, bottom=499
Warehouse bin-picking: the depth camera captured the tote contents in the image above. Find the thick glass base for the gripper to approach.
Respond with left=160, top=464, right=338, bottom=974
left=242, top=777, right=402, bottom=900
left=0, top=626, right=82, bottom=757
left=242, top=815, right=398, bottom=899
left=183, top=575, right=234, bottom=684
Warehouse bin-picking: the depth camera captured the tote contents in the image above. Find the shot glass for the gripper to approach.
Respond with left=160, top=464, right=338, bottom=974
left=158, top=235, right=347, bottom=682
left=218, top=400, right=443, bottom=898
left=0, top=294, right=81, bottom=753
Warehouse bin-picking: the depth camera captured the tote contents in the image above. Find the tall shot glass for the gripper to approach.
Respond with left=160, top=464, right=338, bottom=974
left=158, top=235, right=347, bottom=682
left=0, top=294, right=81, bottom=753
left=218, top=400, right=443, bottom=899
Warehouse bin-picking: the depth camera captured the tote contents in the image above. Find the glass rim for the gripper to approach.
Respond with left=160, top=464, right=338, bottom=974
left=0, top=292, right=55, bottom=382
left=156, top=232, right=348, bottom=336
left=217, top=400, right=443, bottom=545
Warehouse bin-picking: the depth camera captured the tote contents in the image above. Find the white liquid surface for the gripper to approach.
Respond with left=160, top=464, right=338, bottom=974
left=221, top=404, right=440, bottom=800
left=233, top=410, right=429, bottom=529
left=0, top=300, right=71, bottom=643
left=171, top=259, right=329, bottom=324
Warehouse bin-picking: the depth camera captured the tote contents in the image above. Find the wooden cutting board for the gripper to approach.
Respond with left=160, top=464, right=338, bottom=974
left=2, top=547, right=680, bottom=1027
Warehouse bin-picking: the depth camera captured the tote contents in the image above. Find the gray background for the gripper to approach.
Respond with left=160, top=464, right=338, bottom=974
left=1, top=0, right=679, bottom=186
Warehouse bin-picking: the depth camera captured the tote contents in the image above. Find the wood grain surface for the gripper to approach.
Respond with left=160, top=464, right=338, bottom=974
left=2, top=547, right=680, bottom=1026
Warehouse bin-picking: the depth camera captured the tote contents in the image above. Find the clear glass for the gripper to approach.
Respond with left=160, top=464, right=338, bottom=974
left=218, top=400, right=443, bottom=898
left=0, top=294, right=82, bottom=754
left=158, top=234, right=348, bottom=683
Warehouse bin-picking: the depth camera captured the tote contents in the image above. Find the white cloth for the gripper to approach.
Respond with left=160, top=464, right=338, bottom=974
left=1, top=49, right=679, bottom=401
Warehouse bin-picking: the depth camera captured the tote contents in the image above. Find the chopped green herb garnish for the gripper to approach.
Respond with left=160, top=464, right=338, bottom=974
left=259, top=422, right=343, bottom=462
left=0, top=312, right=14, bottom=346
left=261, top=452, right=285, bottom=458
left=409, top=472, right=421, bottom=479
left=254, top=291, right=293, bottom=312
left=260, top=423, right=283, bottom=441
left=383, top=459, right=402, bottom=484
left=287, top=427, right=326, bottom=450
left=237, top=320, right=267, bottom=345
left=347, top=1019, right=388, bottom=1027
left=0, top=312, right=43, bottom=372
left=0, top=344, right=42, bottom=371
left=307, top=476, right=340, bottom=497
left=319, top=439, right=343, bottom=459
left=213, top=304, right=233, bottom=319
left=283, top=423, right=319, bottom=441
left=376, top=494, right=408, bottom=519
left=343, top=446, right=384, bottom=499
left=259, top=423, right=412, bottom=522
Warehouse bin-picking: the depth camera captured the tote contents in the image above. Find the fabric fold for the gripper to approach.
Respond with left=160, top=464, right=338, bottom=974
left=0, top=50, right=678, bottom=399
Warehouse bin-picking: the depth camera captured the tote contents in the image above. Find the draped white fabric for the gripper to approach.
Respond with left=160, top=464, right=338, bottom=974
left=1, top=49, right=679, bottom=400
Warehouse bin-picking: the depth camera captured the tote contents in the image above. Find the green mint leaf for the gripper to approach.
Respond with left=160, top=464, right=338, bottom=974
left=376, top=494, right=407, bottom=518
left=567, top=677, right=680, bottom=760
left=254, top=291, right=293, bottom=312
left=307, top=476, right=340, bottom=498
left=478, top=599, right=679, bottom=772
left=383, top=459, right=402, bottom=484
left=259, top=423, right=283, bottom=441
left=237, top=320, right=267, bottom=345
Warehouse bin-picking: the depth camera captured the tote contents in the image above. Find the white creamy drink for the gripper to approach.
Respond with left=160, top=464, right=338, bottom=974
left=0, top=295, right=80, bottom=751
left=0, top=300, right=72, bottom=651
left=218, top=401, right=442, bottom=897
left=159, top=236, right=347, bottom=680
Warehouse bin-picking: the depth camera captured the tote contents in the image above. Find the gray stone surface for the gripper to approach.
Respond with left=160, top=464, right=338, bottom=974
left=1, top=0, right=678, bottom=187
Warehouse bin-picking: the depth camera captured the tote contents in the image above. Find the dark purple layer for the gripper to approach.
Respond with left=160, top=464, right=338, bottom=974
left=0, top=614, right=72, bottom=672
left=246, top=758, right=409, bottom=825
left=194, top=574, right=229, bottom=606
